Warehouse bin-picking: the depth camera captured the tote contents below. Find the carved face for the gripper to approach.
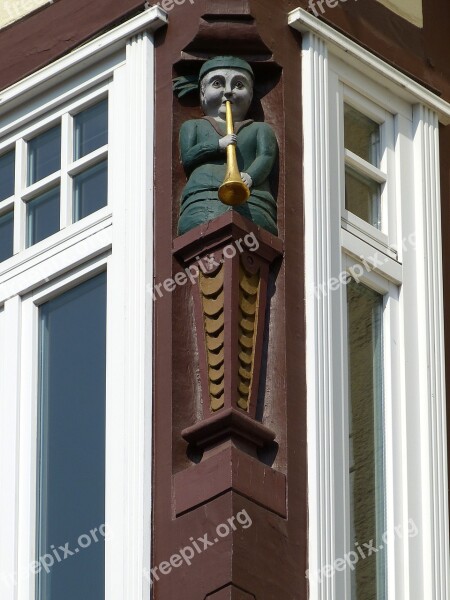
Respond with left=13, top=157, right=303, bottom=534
left=200, top=68, right=254, bottom=122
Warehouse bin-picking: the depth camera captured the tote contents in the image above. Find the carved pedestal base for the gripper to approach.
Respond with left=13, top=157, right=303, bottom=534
left=173, top=211, right=283, bottom=450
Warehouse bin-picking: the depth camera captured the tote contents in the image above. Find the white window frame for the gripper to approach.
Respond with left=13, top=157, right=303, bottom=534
left=289, top=7, right=450, bottom=600
left=18, top=256, right=109, bottom=600
left=339, top=255, right=401, bottom=600
left=0, top=85, right=110, bottom=255
left=0, top=7, right=167, bottom=600
left=340, top=85, right=397, bottom=257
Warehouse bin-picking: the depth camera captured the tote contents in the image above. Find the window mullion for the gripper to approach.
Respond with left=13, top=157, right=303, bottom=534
left=381, top=112, right=396, bottom=244
left=338, top=81, right=346, bottom=218
left=340, top=271, right=352, bottom=599
left=344, top=149, right=387, bottom=184
left=22, top=171, right=61, bottom=201
left=60, top=112, right=71, bottom=229
left=67, top=145, right=108, bottom=176
left=14, top=138, right=26, bottom=253
left=16, top=294, right=39, bottom=600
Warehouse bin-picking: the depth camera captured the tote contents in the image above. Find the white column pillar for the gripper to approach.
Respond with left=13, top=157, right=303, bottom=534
left=106, top=30, right=156, bottom=600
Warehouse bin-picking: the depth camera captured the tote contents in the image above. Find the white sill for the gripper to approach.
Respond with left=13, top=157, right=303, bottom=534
left=0, top=206, right=112, bottom=283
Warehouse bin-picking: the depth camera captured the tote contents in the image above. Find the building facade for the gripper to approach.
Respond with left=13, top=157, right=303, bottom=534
left=0, top=0, right=449, bottom=598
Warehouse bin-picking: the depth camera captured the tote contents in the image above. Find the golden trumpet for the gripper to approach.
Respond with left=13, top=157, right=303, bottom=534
left=218, top=101, right=250, bottom=206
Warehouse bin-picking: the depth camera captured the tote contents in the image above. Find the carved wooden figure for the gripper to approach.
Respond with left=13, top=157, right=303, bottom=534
left=174, top=56, right=278, bottom=235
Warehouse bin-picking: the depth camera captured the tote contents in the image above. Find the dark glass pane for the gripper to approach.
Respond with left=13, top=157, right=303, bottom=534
left=347, top=281, right=385, bottom=600
left=345, top=167, right=382, bottom=229
left=28, top=126, right=61, bottom=185
left=73, top=161, right=108, bottom=222
left=0, top=211, right=13, bottom=262
left=37, top=272, right=107, bottom=600
left=74, top=100, right=108, bottom=160
left=26, top=186, right=60, bottom=247
left=344, top=104, right=380, bottom=166
left=0, top=150, right=15, bottom=201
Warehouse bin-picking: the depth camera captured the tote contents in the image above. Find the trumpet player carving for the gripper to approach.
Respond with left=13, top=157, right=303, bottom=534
left=174, top=56, right=278, bottom=236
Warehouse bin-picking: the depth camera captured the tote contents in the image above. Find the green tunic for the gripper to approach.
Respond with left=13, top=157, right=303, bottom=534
left=178, top=117, right=278, bottom=235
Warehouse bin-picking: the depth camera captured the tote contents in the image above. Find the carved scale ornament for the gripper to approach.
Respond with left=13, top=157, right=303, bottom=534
left=199, top=261, right=226, bottom=411
left=198, top=251, right=262, bottom=413
left=236, top=256, right=260, bottom=412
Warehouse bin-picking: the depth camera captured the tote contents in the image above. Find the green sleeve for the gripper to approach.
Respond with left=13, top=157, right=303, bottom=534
left=179, top=120, right=222, bottom=174
left=245, top=124, right=278, bottom=187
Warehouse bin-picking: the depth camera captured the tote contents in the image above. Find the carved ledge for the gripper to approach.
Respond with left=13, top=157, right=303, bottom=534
left=205, top=584, right=256, bottom=600
left=181, top=406, right=275, bottom=449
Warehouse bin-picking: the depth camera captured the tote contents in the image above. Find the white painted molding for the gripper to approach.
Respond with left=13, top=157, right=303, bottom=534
left=412, top=105, right=450, bottom=598
left=302, top=31, right=343, bottom=600
left=105, top=30, right=155, bottom=600
left=288, top=7, right=450, bottom=124
left=0, top=298, right=20, bottom=600
left=16, top=258, right=109, bottom=600
left=0, top=6, right=167, bottom=111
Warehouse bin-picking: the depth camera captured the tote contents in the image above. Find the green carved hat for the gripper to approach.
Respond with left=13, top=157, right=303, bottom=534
left=173, top=56, right=254, bottom=98
left=199, top=56, right=254, bottom=81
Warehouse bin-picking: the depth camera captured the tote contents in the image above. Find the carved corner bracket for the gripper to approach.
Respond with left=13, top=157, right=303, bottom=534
left=173, top=211, right=282, bottom=450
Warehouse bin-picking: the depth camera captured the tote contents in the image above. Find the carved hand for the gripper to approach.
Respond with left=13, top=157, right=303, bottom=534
left=240, top=172, right=253, bottom=188
left=219, top=133, right=237, bottom=150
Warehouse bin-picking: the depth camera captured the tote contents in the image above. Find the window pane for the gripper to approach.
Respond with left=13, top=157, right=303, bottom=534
left=74, top=100, right=108, bottom=160
left=26, top=186, right=60, bottom=247
left=344, top=104, right=380, bottom=166
left=345, top=167, right=381, bottom=229
left=0, top=211, right=13, bottom=262
left=347, top=281, right=386, bottom=600
left=28, top=126, right=61, bottom=185
left=37, top=272, right=106, bottom=600
left=0, top=150, right=15, bottom=201
left=73, top=160, right=108, bottom=222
